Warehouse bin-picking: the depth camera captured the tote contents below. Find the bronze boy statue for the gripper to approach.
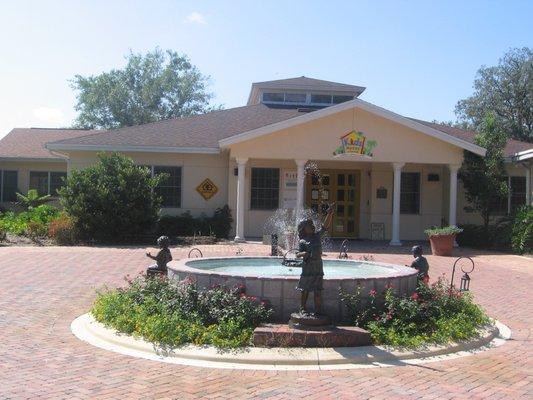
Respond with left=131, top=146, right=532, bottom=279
left=294, top=204, right=335, bottom=316
left=146, top=236, right=172, bottom=276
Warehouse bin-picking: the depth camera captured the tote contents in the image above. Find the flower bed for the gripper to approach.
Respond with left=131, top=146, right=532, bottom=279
left=91, top=275, right=273, bottom=349
left=340, top=276, right=491, bottom=348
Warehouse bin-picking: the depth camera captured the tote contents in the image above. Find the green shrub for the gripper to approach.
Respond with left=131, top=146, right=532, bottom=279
left=16, top=189, right=52, bottom=209
left=340, top=277, right=491, bottom=348
left=511, top=205, right=533, bottom=254
left=59, top=153, right=164, bottom=242
left=424, top=225, right=463, bottom=236
left=157, top=205, right=233, bottom=239
left=0, top=205, right=58, bottom=236
left=92, top=276, right=272, bottom=348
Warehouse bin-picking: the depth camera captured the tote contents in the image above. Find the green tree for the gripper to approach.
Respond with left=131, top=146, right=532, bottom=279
left=71, top=48, right=216, bottom=129
left=59, top=153, right=164, bottom=242
left=459, top=113, right=509, bottom=232
left=455, top=47, right=533, bottom=142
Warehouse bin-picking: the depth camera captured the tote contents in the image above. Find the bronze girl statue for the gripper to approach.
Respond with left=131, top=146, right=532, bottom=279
left=294, top=204, right=334, bottom=316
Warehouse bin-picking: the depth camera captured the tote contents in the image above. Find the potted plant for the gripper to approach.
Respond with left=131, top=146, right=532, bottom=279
left=424, top=226, right=463, bottom=256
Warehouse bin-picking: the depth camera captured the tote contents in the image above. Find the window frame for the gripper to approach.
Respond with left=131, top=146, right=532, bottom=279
left=149, top=165, right=183, bottom=208
left=0, top=170, right=18, bottom=202
left=250, top=167, right=280, bottom=210
left=29, top=171, right=67, bottom=197
left=400, top=172, right=421, bottom=215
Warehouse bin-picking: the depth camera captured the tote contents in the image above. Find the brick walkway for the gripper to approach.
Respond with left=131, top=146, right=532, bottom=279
left=0, top=242, right=531, bottom=399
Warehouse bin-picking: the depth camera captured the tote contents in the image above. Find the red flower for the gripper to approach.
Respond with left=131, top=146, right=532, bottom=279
left=411, top=292, right=419, bottom=300
left=369, top=289, right=377, bottom=297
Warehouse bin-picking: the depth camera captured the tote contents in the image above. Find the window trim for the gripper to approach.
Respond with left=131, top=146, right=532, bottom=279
left=149, top=165, right=183, bottom=209
left=0, top=170, right=17, bottom=203
left=400, top=172, right=421, bottom=215
left=250, top=167, right=280, bottom=211
left=29, top=171, right=66, bottom=197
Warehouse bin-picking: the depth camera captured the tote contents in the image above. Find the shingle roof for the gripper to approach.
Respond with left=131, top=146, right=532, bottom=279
left=252, top=76, right=366, bottom=93
left=0, top=128, right=98, bottom=160
left=50, top=104, right=306, bottom=149
left=411, top=119, right=532, bottom=158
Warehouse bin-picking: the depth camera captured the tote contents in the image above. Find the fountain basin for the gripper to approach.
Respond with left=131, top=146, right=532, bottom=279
left=168, top=257, right=418, bottom=322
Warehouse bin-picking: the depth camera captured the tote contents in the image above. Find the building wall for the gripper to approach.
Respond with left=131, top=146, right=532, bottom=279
left=66, top=151, right=230, bottom=217
left=0, top=160, right=67, bottom=206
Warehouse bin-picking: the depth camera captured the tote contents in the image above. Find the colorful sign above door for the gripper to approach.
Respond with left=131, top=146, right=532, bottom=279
left=333, top=130, right=377, bottom=157
left=196, top=178, right=218, bottom=200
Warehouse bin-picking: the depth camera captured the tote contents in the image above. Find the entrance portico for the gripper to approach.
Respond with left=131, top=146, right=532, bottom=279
left=221, top=99, right=486, bottom=243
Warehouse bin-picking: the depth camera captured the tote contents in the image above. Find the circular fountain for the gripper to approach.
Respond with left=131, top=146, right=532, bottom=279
left=168, top=257, right=417, bottom=322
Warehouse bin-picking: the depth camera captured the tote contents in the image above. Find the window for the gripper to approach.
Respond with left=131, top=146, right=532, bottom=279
left=400, top=172, right=420, bottom=214
left=0, top=170, right=18, bottom=202
left=50, top=172, right=67, bottom=195
left=262, top=92, right=285, bottom=103
left=284, top=93, right=306, bottom=103
left=153, top=166, right=181, bottom=207
left=510, top=176, right=526, bottom=211
left=29, top=171, right=67, bottom=196
left=251, top=168, right=279, bottom=210
left=310, top=94, right=332, bottom=104
left=332, top=95, right=353, bottom=104
left=29, top=171, right=49, bottom=196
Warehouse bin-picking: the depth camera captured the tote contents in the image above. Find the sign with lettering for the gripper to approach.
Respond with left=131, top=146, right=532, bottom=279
left=333, top=130, right=377, bottom=157
left=196, top=178, right=218, bottom=200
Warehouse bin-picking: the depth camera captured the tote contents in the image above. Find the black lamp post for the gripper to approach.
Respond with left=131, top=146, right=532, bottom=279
left=451, top=256, right=475, bottom=293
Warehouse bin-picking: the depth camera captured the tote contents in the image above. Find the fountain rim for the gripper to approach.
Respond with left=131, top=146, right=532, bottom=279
left=168, top=256, right=418, bottom=281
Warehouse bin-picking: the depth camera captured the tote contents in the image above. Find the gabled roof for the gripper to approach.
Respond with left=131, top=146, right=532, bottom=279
left=411, top=119, right=532, bottom=158
left=47, top=104, right=307, bottom=153
left=219, top=99, right=488, bottom=156
left=0, top=128, right=98, bottom=161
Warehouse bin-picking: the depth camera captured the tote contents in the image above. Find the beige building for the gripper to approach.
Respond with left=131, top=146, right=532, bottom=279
left=1, top=77, right=532, bottom=243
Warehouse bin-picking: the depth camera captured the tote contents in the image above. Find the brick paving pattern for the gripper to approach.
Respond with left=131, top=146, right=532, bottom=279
left=0, top=242, right=531, bottom=399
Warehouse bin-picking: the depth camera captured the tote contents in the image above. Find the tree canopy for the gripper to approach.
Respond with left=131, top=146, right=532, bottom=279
left=459, top=113, right=508, bottom=231
left=71, top=49, right=216, bottom=129
left=455, top=47, right=532, bottom=143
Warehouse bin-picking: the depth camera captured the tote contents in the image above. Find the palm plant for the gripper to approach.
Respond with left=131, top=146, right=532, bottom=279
left=16, top=189, right=52, bottom=210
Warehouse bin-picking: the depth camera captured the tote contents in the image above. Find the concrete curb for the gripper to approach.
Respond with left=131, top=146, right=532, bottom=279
left=71, top=313, right=510, bottom=371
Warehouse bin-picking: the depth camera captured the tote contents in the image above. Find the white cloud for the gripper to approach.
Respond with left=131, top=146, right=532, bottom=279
left=184, top=11, right=207, bottom=25
left=33, top=107, right=65, bottom=124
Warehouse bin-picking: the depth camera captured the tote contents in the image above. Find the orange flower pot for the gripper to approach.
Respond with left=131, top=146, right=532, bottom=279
left=428, top=234, right=456, bottom=256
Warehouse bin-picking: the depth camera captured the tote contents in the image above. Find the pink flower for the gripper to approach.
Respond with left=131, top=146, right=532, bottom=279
left=411, top=292, right=419, bottom=300
left=369, top=289, right=377, bottom=297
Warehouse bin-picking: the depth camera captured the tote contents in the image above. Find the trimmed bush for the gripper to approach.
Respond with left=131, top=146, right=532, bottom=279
left=59, top=153, right=164, bottom=242
left=157, top=205, right=233, bottom=239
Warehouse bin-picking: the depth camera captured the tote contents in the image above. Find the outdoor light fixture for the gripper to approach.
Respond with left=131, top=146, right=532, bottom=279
left=450, top=256, right=475, bottom=293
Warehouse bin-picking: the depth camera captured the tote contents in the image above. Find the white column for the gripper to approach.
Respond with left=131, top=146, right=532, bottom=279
left=234, top=158, right=248, bottom=242
left=390, top=162, right=404, bottom=246
left=525, top=164, right=532, bottom=206
left=449, top=164, right=460, bottom=227
left=295, top=159, right=307, bottom=217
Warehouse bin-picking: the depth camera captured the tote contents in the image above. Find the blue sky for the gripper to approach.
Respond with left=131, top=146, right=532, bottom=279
left=0, top=0, right=531, bottom=137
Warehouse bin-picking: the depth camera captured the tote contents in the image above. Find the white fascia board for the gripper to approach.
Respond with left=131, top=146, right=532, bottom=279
left=219, top=99, right=487, bottom=156
left=511, top=148, right=533, bottom=162
left=45, top=143, right=220, bottom=154
left=0, top=156, right=66, bottom=163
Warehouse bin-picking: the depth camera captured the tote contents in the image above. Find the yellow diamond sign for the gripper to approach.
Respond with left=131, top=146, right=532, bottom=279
left=196, top=178, right=218, bottom=200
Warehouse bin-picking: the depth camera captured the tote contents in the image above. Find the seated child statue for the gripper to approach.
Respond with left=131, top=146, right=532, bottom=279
left=146, top=236, right=172, bottom=276
left=410, top=245, right=429, bottom=284
left=294, top=204, right=334, bottom=316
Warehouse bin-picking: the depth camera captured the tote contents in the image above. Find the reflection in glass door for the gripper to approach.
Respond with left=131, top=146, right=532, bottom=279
left=306, top=170, right=360, bottom=238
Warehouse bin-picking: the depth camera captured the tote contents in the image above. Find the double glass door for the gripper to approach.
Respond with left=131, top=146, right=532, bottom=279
left=306, top=170, right=360, bottom=238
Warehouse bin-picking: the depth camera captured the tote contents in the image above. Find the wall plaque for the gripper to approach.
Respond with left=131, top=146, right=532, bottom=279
left=196, top=178, right=218, bottom=200
left=376, top=186, right=387, bottom=199
left=371, top=223, right=385, bottom=241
